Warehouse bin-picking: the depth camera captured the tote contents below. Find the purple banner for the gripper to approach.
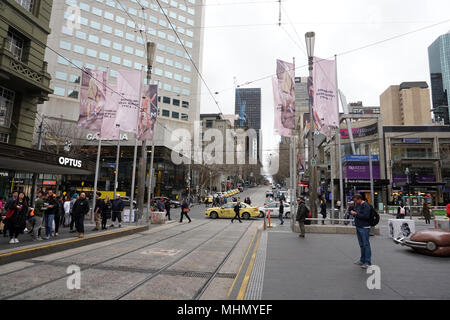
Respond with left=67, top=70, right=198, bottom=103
left=344, top=164, right=380, bottom=180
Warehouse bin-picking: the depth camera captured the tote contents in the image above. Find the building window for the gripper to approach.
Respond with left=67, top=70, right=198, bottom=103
left=102, top=24, right=113, bottom=33
left=72, top=59, right=82, bottom=68
left=172, top=112, right=179, bottom=119
left=85, top=63, right=95, bottom=70
left=59, top=40, right=71, bottom=51
left=164, top=83, right=172, bottom=91
left=15, top=0, right=33, bottom=12
left=99, top=52, right=109, bottom=61
left=90, top=20, right=101, bottom=30
left=68, top=90, right=79, bottom=99
left=124, top=46, right=134, bottom=54
left=116, top=16, right=125, bottom=24
left=113, top=42, right=123, bottom=51
left=53, top=87, right=65, bottom=96
left=57, top=56, right=69, bottom=65
left=162, top=109, right=170, bottom=117
left=205, top=120, right=213, bottom=128
left=182, top=101, right=189, bottom=108
left=181, top=113, right=188, bottom=121
left=173, top=99, right=180, bottom=106
left=166, top=46, right=175, bottom=55
left=123, top=59, right=132, bottom=67
left=55, top=71, right=67, bottom=81
left=75, top=31, right=87, bottom=40
left=101, top=38, right=111, bottom=47
left=114, top=29, right=124, bottom=37
left=111, top=55, right=121, bottom=64
left=173, top=86, right=181, bottom=94
left=92, top=7, right=102, bottom=16
left=88, top=35, right=99, bottom=43
left=183, top=76, right=191, bottom=84
left=174, top=74, right=182, bottom=81
left=135, top=49, right=144, bottom=57
left=165, top=71, right=173, bottom=79
left=182, top=89, right=190, bottom=96
left=126, top=33, right=135, bottom=41
left=73, top=44, right=85, bottom=54
left=0, top=132, right=9, bottom=143
left=166, top=59, right=173, bottom=67
left=104, top=11, right=114, bottom=20
left=0, top=86, right=15, bottom=128
left=163, top=96, right=171, bottom=104
left=86, top=49, right=97, bottom=58
left=158, top=31, right=166, bottom=39
left=70, top=74, right=80, bottom=83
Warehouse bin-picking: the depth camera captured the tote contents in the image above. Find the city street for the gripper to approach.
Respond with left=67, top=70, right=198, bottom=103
left=1, top=187, right=449, bottom=300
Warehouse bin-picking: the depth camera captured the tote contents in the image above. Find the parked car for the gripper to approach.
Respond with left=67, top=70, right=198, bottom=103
left=150, top=197, right=181, bottom=208
left=120, top=196, right=137, bottom=208
left=394, top=228, right=450, bottom=257
left=205, top=202, right=259, bottom=220
left=259, top=201, right=291, bottom=218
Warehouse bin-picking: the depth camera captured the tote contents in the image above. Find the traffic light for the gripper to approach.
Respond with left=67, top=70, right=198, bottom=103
left=186, top=187, right=189, bottom=192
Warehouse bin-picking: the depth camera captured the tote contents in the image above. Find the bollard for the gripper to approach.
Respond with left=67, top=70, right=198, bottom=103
left=268, top=210, right=271, bottom=228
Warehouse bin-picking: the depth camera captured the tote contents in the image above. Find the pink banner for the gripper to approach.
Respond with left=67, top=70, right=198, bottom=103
left=276, top=59, right=295, bottom=131
left=114, top=70, right=142, bottom=134
left=78, top=68, right=107, bottom=131
left=100, top=85, right=120, bottom=140
left=312, top=57, right=338, bottom=136
left=273, top=77, right=291, bottom=137
left=138, top=85, right=158, bottom=141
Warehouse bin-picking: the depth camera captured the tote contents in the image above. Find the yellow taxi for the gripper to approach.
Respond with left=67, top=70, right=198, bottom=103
left=203, top=195, right=213, bottom=203
left=205, top=202, right=260, bottom=220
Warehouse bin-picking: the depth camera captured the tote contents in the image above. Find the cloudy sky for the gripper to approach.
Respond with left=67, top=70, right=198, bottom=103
left=198, top=0, right=450, bottom=158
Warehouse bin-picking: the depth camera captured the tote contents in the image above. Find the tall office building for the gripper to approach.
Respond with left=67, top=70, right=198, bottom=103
left=380, top=82, right=432, bottom=126
left=39, top=0, right=205, bottom=143
left=428, top=32, right=450, bottom=124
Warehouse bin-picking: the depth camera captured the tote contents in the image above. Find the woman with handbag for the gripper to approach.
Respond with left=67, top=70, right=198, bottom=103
left=179, top=198, right=191, bottom=223
left=5, top=192, right=28, bottom=244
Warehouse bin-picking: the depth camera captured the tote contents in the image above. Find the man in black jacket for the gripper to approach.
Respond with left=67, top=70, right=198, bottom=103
left=164, top=199, right=171, bottom=221
left=71, top=192, right=90, bottom=238
left=348, top=194, right=372, bottom=269
left=296, top=197, right=307, bottom=238
left=111, top=194, right=124, bottom=228
left=179, top=198, right=191, bottom=223
left=231, top=201, right=242, bottom=223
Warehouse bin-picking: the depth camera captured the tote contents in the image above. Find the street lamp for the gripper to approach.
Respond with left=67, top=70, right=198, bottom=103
left=305, top=31, right=318, bottom=220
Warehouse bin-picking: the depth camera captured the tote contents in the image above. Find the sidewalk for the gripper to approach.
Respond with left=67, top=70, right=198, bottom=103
left=248, top=217, right=450, bottom=300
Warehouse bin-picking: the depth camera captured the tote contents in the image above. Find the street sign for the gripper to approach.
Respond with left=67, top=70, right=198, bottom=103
left=311, top=159, right=316, bottom=166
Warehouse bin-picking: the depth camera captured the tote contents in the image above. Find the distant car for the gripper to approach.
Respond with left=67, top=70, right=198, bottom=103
left=394, top=228, right=450, bottom=257
left=266, top=190, right=274, bottom=198
left=120, top=197, right=137, bottom=208
left=150, top=197, right=181, bottom=208
left=259, top=201, right=291, bottom=218
left=205, top=202, right=259, bottom=220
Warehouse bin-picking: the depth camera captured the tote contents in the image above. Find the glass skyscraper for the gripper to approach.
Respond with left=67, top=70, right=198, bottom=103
left=428, top=32, right=450, bottom=124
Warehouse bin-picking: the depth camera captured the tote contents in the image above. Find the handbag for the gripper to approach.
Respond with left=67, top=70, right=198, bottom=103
left=5, top=208, right=15, bottom=219
left=183, top=208, right=189, bottom=213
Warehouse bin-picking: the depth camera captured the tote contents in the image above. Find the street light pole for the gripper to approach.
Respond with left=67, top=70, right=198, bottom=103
left=305, top=31, right=317, bottom=219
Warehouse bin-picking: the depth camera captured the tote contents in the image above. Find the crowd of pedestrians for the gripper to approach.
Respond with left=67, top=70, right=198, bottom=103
left=0, top=191, right=126, bottom=244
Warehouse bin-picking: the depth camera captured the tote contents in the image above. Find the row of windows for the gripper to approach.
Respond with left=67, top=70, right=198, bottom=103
left=161, top=109, right=189, bottom=121
left=158, top=96, right=189, bottom=108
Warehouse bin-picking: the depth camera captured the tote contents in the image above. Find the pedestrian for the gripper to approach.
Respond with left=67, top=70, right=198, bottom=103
left=111, top=194, right=124, bottom=228
left=43, top=190, right=57, bottom=240
left=231, top=200, right=242, bottom=223
left=279, top=199, right=284, bottom=225
left=320, top=197, right=327, bottom=225
left=69, top=193, right=78, bottom=232
left=71, top=192, right=90, bottom=238
left=157, top=198, right=164, bottom=212
left=447, top=201, right=450, bottom=229
left=4, top=191, right=28, bottom=244
left=63, top=196, right=71, bottom=227
left=54, top=196, right=64, bottom=236
left=93, top=192, right=104, bottom=231
left=422, top=202, right=431, bottom=225
left=30, top=191, right=44, bottom=241
left=3, top=191, right=18, bottom=237
left=397, top=203, right=406, bottom=219
left=348, top=194, right=372, bottom=269
left=102, top=196, right=112, bottom=230
left=296, top=197, right=307, bottom=238
left=164, top=199, right=171, bottom=221
left=179, top=198, right=191, bottom=223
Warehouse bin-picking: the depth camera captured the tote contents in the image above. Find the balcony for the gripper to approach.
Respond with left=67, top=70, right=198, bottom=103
left=0, top=43, right=52, bottom=99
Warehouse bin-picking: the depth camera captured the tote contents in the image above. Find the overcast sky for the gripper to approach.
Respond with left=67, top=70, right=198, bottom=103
left=198, top=0, right=450, bottom=159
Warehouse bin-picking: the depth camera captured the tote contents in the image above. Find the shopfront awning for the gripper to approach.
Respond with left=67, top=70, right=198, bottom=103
left=0, top=142, right=95, bottom=175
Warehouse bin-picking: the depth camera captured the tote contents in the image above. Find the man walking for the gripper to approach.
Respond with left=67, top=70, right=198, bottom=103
left=180, top=198, right=191, bottom=223
left=349, top=194, right=372, bottom=269
left=296, top=197, right=307, bottom=238
left=72, top=192, right=90, bottom=238
left=231, top=200, right=242, bottom=223
left=111, top=194, right=124, bottom=228
left=93, top=192, right=104, bottom=231
left=164, top=199, right=172, bottom=221
left=279, top=199, right=284, bottom=225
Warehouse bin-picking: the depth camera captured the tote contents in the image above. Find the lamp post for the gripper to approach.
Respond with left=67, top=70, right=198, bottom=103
left=305, top=31, right=317, bottom=219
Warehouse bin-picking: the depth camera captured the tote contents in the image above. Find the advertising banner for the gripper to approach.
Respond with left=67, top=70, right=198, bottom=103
left=272, top=77, right=291, bottom=137
left=78, top=68, right=107, bottom=131
left=273, top=59, right=295, bottom=137
left=100, top=85, right=120, bottom=140
left=340, top=123, right=378, bottom=139
left=312, top=57, right=338, bottom=136
left=138, top=85, right=158, bottom=141
left=343, top=164, right=380, bottom=180
left=115, top=70, right=142, bottom=134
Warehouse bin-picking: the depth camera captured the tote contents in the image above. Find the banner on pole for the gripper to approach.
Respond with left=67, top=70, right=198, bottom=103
left=78, top=68, right=107, bottom=131
left=138, top=85, right=158, bottom=141
left=273, top=77, right=291, bottom=137
left=276, top=59, right=295, bottom=133
left=100, top=85, right=120, bottom=140
left=312, top=57, right=338, bottom=137
left=115, top=70, right=142, bottom=134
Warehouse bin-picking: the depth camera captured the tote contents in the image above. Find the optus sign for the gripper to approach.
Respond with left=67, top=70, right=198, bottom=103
left=58, top=157, right=82, bottom=168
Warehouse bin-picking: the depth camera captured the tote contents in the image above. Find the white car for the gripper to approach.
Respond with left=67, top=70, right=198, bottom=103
left=259, top=201, right=292, bottom=218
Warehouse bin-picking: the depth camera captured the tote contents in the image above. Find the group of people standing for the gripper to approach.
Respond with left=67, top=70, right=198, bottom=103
left=92, top=192, right=125, bottom=232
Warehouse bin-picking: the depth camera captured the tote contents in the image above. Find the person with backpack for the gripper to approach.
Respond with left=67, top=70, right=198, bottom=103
left=348, top=194, right=372, bottom=269
left=296, top=197, right=307, bottom=238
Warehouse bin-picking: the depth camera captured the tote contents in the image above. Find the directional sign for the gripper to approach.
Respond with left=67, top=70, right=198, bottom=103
left=311, top=159, right=317, bottom=166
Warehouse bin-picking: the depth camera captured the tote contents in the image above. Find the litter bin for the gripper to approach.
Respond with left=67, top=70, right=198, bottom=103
left=151, top=211, right=166, bottom=224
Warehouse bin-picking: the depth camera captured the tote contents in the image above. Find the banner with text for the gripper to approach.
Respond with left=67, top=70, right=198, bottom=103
left=312, top=57, right=338, bottom=137
left=78, top=68, right=107, bottom=131
left=115, top=70, right=142, bottom=134
left=100, top=85, right=120, bottom=140
left=276, top=59, right=295, bottom=133
left=273, top=77, right=291, bottom=137
left=138, top=85, right=158, bottom=141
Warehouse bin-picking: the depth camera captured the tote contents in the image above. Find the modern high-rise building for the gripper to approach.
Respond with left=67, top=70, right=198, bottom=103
left=380, top=82, right=432, bottom=126
left=428, top=32, right=450, bottom=124
left=39, top=0, right=205, bottom=142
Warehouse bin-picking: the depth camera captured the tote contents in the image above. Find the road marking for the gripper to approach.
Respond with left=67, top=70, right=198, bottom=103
left=237, top=230, right=262, bottom=300
left=226, top=228, right=257, bottom=298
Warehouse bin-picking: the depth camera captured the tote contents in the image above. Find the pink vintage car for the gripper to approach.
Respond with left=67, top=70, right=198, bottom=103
left=394, top=228, right=450, bottom=257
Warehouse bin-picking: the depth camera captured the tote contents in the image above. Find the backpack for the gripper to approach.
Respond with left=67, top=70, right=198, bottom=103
left=369, top=205, right=380, bottom=227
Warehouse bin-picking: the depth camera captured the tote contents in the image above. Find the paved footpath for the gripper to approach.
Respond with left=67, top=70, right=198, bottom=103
left=246, top=214, right=450, bottom=300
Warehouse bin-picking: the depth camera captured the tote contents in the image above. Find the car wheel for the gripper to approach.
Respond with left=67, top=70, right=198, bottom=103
left=426, top=241, right=437, bottom=251
left=242, top=212, right=250, bottom=220
left=285, top=212, right=290, bottom=218
left=259, top=211, right=265, bottom=218
left=210, top=211, right=218, bottom=219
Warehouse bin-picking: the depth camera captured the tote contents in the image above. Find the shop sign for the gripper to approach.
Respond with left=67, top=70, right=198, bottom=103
left=43, top=180, right=56, bottom=185
left=86, top=133, right=129, bottom=141
left=0, top=172, right=8, bottom=177
left=403, top=138, right=421, bottom=143
left=58, top=157, right=82, bottom=168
